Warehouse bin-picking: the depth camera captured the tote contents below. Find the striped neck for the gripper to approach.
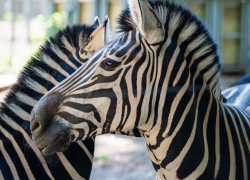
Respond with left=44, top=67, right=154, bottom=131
left=144, top=79, right=247, bottom=179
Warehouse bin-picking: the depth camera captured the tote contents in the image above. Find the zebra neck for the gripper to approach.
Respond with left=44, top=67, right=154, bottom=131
left=144, top=84, right=250, bottom=179
left=139, top=38, right=219, bottom=132
left=143, top=86, right=213, bottom=178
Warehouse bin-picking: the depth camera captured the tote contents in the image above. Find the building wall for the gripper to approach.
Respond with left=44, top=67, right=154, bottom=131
left=53, top=0, right=250, bottom=73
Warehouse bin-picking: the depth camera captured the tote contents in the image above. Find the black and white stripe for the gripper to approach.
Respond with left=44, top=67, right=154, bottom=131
left=31, top=1, right=250, bottom=180
left=0, top=20, right=103, bottom=180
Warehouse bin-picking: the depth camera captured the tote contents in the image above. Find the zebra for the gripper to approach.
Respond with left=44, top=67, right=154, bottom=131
left=0, top=17, right=112, bottom=180
left=234, top=74, right=250, bottom=86
left=30, top=0, right=250, bottom=180
left=223, top=74, right=250, bottom=113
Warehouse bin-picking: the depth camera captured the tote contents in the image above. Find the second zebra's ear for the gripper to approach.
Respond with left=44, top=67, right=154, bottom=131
left=93, top=16, right=100, bottom=28
left=80, top=16, right=113, bottom=62
left=128, top=0, right=164, bottom=44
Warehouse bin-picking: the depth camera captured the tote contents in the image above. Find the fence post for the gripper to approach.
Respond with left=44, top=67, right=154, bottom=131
left=241, top=2, right=250, bottom=72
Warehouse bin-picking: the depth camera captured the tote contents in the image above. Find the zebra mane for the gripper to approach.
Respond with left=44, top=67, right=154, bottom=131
left=117, top=1, right=225, bottom=102
left=0, top=23, right=97, bottom=129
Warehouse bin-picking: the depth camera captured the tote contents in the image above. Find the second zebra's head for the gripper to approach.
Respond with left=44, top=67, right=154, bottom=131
left=30, top=0, right=222, bottom=155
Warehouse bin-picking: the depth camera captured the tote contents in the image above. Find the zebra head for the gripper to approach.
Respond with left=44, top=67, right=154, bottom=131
left=30, top=0, right=223, bottom=155
left=28, top=16, right=113, bottom=156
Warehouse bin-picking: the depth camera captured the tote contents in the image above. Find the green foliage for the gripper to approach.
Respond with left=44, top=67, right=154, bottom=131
left=16, top=13, right=26, bottom=20
left=2, top=12, right=26, bottom=20
left=96, top=150, right=110, bottom=164
left=46, top=11, right=68, bottom=38
left=99, top=155, right=110, bottom=163
left=0, top=11, right=68, bottom=74
left=2, top=11, right=13, bottom=20
left=2, top=11, right=67, bottom=42
left=29, top=15, right=46, bottom=42
left=30, top=12, right=68, bottom=43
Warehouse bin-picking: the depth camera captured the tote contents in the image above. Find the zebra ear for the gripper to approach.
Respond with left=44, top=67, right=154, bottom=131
left=80, top=16, right=112, bottom=62
left=128, top=0, right=164, bottom=44
left=104, top=16, right=113, bottom=44
left=93, top=16, right=100, bottom=28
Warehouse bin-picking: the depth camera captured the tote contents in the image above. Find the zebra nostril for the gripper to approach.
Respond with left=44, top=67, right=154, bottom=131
left=31, top=121, right=41, bottom=133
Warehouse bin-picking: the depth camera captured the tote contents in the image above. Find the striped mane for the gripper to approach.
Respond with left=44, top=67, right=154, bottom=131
left=0, top=24, right=96, bottom=120
left=117, top=1, right=225, bottom=102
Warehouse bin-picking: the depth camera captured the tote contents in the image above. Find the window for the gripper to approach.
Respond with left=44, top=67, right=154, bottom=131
left=222, top=2, right=241, bottom=65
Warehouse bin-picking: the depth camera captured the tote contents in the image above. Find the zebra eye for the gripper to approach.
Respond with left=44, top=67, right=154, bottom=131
left=101, top=59, right=120, bottom=71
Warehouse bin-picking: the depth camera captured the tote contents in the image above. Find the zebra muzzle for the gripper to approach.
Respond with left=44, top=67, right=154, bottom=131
left=41, top=133, right=71, bottom=156
left=31, top=120, right=71, bottom=156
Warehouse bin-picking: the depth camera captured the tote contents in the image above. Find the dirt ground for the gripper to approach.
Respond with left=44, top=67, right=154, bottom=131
left=90, top=135, right=156, bottom=180
left=0, top=74, right=242, bottom=180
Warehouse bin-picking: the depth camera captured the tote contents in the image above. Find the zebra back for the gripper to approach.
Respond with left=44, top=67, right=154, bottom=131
left=235, top=74, right=250, bottom=86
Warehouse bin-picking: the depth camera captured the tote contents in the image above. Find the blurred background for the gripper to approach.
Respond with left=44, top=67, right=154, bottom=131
left=0, top=0, right=250, bottom=179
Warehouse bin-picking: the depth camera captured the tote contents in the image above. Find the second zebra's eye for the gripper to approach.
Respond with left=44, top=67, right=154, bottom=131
left=101, top=59, right=120, bottom=71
